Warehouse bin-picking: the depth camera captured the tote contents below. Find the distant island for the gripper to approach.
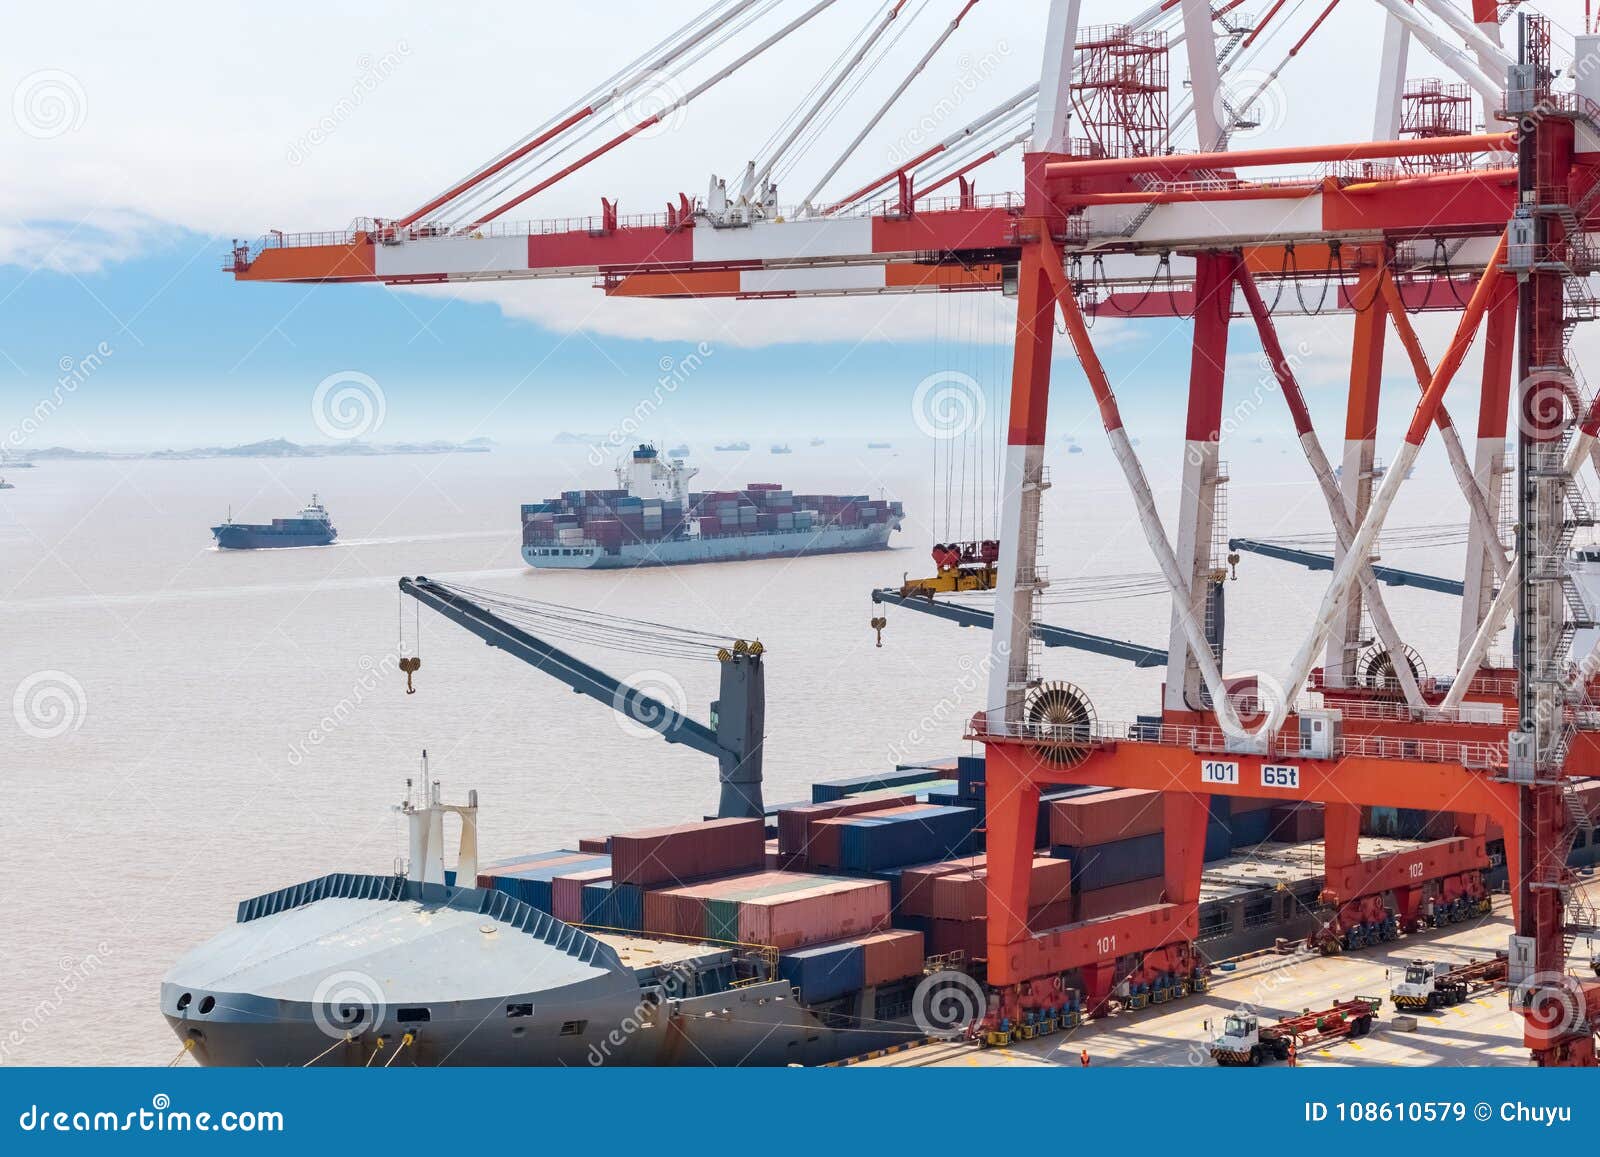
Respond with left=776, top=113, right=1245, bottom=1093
left=10, top=437, right=493, bottom=462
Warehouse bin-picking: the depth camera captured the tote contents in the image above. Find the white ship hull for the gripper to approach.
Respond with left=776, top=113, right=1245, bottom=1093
left=524, top=522, right=896, bottom=569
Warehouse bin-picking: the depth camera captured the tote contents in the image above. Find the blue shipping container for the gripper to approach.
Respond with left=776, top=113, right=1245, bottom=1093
left=813, top=768, right=962, bottom=803
left=488, top=853, right=611, bottom=914
left=1054, top=832, right=1164, bottom=891
left=778, top=940, right=866, bottom=1003
left=834, top=804, right=979, bottom=872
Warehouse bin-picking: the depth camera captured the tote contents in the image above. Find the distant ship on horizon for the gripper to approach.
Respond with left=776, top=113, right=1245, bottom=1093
left=770, top=444, right=791, bottom=455
left=212, top=494, right=337, bottom=549
left=867, top=441, right=892, bottom=450
left=668, top=444, right=690, bottom=458
left=714, top=441, right=750, bottom=452
left=521, top=444, right=902, bottom=570
left=810, top=437, right=824, bottom=447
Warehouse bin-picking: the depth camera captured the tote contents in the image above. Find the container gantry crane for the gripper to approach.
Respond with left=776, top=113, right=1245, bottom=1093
left=228, top=1, right=1600, bottom=1064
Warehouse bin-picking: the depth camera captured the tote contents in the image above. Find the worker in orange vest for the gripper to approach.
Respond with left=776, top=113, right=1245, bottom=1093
left=1080, top=1048, right=1090, bottom=1068
left=1287, top=1041, right=1298, bottom=1068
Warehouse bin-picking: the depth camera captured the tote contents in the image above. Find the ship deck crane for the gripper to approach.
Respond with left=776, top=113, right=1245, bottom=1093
left=398, top=577, right=766, bottom=819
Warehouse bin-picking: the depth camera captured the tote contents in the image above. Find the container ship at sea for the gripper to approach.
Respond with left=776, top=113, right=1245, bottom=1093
left=522, top=444, right=901, bottom=569
left=211, top=495, right=337, bottom=549
left=161, top=741, right=1595, bottom=1067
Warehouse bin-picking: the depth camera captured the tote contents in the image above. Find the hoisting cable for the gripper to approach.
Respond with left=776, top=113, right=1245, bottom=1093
left=447, top=0, right=787, bottom=228
left=794, top=0, right=973, bottom=210
left=421, top=580, right=733, bottom=661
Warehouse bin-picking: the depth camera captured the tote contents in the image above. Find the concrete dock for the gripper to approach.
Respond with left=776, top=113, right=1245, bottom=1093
left=856, top=879, right=1599, bottom=1068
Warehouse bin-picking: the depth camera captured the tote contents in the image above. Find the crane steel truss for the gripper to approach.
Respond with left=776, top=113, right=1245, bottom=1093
left=224, top=0, right=1600, bottom=1064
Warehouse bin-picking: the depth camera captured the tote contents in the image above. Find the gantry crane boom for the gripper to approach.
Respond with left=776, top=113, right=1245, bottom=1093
left=399, top=576, right=765, bottom=819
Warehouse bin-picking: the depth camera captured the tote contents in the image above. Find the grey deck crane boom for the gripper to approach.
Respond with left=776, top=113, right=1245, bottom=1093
left=399, top=576, right=765, bottom=818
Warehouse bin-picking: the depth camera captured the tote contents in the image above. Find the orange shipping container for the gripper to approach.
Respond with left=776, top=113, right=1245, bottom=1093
left=922, top=856, right=1073, bottom=920
left=737, top=879, right=891, bottom=949
left=1049, top=788, right=1163, bottom=847
left=855, top=929, right=926, bottom=985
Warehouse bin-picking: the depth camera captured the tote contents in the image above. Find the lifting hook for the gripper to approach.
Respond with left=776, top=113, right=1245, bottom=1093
left=870, top=615, right=887, bottom=648
left=399, top=655, right=422, bottom=694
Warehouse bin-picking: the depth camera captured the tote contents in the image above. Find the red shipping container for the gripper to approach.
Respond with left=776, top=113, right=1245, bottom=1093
left=776, top=795, right=916, bottom=856
left=922, top=856, right=1073, bottom=920
left=1269, top=802, right=1325, bottom=843
left=551, top=867, right=611, bottom=923
left=923, top=900, right=1073, bottom=959
left=738, top=878, right=890, bottom=949
left=856, top=929, right=926, bottom=985
left=898, top=856, right=984, bottom=916
left=1074, top=877, right=1167, bottom=921
left=610, top=818, right=766, bottom=887
left=1231, top=796, right=1277, bottom=816
left=1049, top=788, right=1164, bottom=846
left=577, top=836, right=610, bottom=854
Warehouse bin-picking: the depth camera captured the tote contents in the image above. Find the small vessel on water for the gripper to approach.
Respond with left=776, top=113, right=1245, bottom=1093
left=212, top=494, right=337, bottom=549
left=668, top=444, right=690, bottom=458
left=0, top=477, right=13, bottom=490
left=867, top=441, right=891, bottom=450
left=770, top=443, right=791, bottom=455
left=522, top=444, right=902, bottom=570
left=714, top=440, right=750, bottom=452
left=810, top=437, right=824, bottom=447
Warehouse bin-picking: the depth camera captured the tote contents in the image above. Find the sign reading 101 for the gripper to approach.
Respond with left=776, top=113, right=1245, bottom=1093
left=1199, top=761, right=1302, bottom=790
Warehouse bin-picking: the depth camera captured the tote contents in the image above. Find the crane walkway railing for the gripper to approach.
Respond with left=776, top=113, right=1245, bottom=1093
left=228, top=193, right=1026, bottom=261
left=966, top=713, right=1507, bottom=770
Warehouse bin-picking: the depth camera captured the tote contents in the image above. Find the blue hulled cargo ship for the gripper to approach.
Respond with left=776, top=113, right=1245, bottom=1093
left=212, top=494, right=337, bottom=549
left=522, top=444, right=903, bottom=569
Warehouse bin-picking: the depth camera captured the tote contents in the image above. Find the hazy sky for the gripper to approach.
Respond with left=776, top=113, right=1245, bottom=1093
left=0, top=1, right=1586, bottom=449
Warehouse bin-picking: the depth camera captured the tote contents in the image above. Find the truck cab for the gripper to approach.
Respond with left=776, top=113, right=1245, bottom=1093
left=1391, top=960, right=1451, bottom=1009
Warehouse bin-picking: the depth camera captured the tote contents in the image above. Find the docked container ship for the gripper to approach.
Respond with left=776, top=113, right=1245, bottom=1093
left=211, top=494, right=337, bottom=549
left=161, top=752, right=1595, bottom=1067
left=521, top=444, right=902, bottom=569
